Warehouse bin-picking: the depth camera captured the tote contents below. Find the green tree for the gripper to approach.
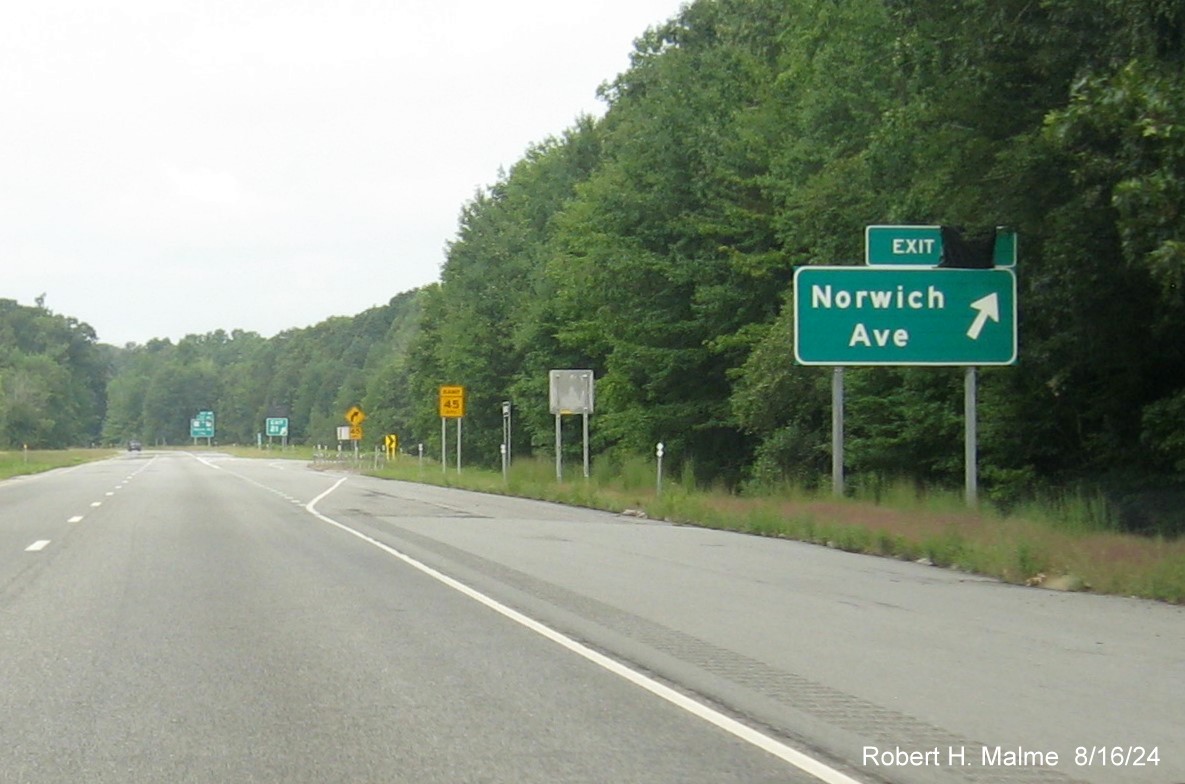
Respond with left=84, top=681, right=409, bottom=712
left=0, top=299, right=107, bottom=447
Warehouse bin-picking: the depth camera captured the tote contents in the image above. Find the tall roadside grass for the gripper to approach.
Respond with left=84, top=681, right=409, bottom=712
left=0, top=448, right=114, bottom=480
left=300, top=451, right=1185, bottom=604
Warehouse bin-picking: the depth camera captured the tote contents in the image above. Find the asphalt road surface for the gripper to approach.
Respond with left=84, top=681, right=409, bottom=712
left=1, top=451, right=1181, bottom=784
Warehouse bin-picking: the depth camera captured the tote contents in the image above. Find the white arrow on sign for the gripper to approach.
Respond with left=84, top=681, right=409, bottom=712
left=967, top=293, right=1000, bottom=340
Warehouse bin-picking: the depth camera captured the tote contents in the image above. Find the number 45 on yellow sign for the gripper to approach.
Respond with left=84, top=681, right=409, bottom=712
left=439, top=386, right=465, bottom=418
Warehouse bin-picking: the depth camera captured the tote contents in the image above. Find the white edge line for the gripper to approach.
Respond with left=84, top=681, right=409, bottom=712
left=305, top=477, right=864, bottom=784
left=26, top=540, right=51, bottom=552
left=185, top=451, right=223, bottom=470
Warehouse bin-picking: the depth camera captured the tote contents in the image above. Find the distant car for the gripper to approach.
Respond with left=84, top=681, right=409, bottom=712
left=128, top=440, right=142, bottom=452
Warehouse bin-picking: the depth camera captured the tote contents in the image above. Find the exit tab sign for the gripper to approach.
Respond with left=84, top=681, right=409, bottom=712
left=794, top=266, right=1017, bottom=366
left=866, top=225, right=1017, bottom=267
left=866, top=225, right=943, bottom=266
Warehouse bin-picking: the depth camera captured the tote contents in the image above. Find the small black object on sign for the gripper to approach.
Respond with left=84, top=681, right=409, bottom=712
left=938, top=226, right=996, bottom=269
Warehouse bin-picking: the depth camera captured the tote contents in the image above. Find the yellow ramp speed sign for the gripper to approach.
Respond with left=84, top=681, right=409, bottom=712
left=439, top=386, right=465, bottom=418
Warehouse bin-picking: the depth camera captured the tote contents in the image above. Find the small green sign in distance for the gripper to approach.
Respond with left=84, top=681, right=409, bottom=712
left=190, top=410, right=215, bottom=437
left=794, top=267, right=1017, bottom=366
left=265, top=417, right=288, bottom=437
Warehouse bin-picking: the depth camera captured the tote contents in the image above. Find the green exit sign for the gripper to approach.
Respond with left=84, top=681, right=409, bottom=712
left=794, top=267, right=1017, bottom=366
left=865, top=225, right=1017, bottom=267
left=866, top=225, right=943, bottom=265
left=265, top=417, right=289, bottom=437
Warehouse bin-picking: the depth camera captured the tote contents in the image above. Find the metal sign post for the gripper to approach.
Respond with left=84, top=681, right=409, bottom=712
left=582, top=411, right=590, bottom=479
left=832, top=368, right=844, bottom=497
left=656, top=442, right=665, bottom=497
left=555, top=414, right=563, bottom=482
left=501, top=401, right=512, bottom=478
left=965, top=367, right=978, bottom=507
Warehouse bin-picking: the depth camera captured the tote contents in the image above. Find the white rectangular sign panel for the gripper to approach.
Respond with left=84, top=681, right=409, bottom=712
left=549, top=370, right=595, bottom=415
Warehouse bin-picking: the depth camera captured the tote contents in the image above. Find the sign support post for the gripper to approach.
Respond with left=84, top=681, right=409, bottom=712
left=555, top=414, right=563, bottom=482
left=582, top=411, right=590, bottom=479
left=965, top=367, right=978, bottom=507
left=656, top=442, right=665, bottom=497
left=501, top=401, right=512, bottom=482
left=832, top=368, right=844, bottom=497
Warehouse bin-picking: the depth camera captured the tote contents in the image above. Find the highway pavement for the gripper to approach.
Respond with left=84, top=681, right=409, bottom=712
left=1, top=451, right=1181, bottom=783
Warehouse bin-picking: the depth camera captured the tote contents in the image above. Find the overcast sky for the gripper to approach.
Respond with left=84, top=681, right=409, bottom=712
left=1, top=1, right=686, bottom=346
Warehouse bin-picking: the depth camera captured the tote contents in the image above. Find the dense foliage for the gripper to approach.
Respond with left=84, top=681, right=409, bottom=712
left=402, top=0, right=1185, bottom=529
left=8, top=0, right=1185, bottom=532
left=0, top=298, right=108, bottom=448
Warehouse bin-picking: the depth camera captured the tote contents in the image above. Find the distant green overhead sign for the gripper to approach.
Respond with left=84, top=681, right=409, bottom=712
left=793, top=267, right=1017, bottom=366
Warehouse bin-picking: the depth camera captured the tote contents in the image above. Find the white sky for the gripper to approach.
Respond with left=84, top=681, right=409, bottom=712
left=1, top=0, right=686, bottom=346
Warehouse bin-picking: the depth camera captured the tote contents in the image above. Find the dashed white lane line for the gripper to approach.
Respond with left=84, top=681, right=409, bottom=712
left=305, top=478, right=865, bottom=784
left=90, top=501, right=102, bottom=508
left=25, top=540, right=51, bottom=552
left=68, top=516, right=84, bottom=523
left=105, top=492, right=115, bottom=497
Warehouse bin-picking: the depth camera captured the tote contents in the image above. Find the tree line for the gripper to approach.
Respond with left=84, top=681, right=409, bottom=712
left=6, top=0, right=1184, bottom=532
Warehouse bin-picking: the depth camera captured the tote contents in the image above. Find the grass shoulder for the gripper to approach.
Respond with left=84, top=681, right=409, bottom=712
left=0, top=448, right=117, bottom=480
